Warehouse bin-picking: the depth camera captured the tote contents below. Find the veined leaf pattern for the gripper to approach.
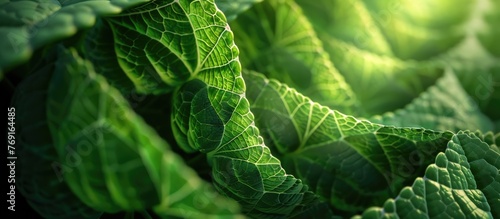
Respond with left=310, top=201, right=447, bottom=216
left=46, top=47, right=243, bottom=218
left=13, top=62, right=101, bottom=219
left=6, top=0, right=499, bottom=218
left=359, top=132, right=499, bottom=218
left=244, top=71, right=453, bottom=214
left=229, top=0, right=360, bottom=114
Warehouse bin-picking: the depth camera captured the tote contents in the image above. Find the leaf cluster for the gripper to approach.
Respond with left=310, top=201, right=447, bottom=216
left=2, top=0, right=499, bottom=218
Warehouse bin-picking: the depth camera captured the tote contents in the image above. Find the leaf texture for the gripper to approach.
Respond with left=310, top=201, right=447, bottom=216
left=243, top=71, right=454, bottom=215
left=13, top=61, right=101, bottom=219
left=371, top=69, right=493, bottom=132
left=84, top=19, right=136, bottom=92
left=294, top=0, right=500, bottom=115
left=46, top=47, right=243, bottom=218
left=104, top=0, right=238, bottom=93
left=229, top=0, right=360, bottom=115
left=0, top=0, right=149, bottom=73
left=359, top=132, right=500, bottom=218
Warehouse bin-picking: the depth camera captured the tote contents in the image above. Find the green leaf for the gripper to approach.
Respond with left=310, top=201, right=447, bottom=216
left=371, top=69, right=494, bottom=132
left=359, top=132, right=500, bottom=218
left=477, top=0, right=500, bottom=58
left=13, top=61, right=101, bottom=219
left=464, top=131, right=500, bottom=154
left=230, top=0, right=360, bottom=115
left=295, top=0, right=500, bottom=115
left=215, top=0, right=263, bottom=21
left=0, top=0, right=149, bottom=73
left=7, top=0, right=500, bottom=218
left=84, top=18, right=136, bottom=93
left=172, top=79, right=331, bottom=218
left=103, top=0, right=237, bottom=94
left=71, top=0, right=331, bottom=217
left=243, top=71, right=453, bottom=215
left=452, top=66, right=497, bottom=109
left=292, top=0, right=393, bottom=57
left=360, top=0, right=473, bottom=60
left=480, top=67, right=500, bottom=120
left=309, top=33, right=444, bottom=115
left=46, top=47, right=243, bottom=218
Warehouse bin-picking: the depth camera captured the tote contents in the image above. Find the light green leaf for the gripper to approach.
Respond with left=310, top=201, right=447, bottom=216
left=295, top=0, right=500, bottom=115
left=440, top=42, right=500, bottom=120
left=292, top=0, right=392, bottom=56
left=243, top=71, right=453, bottom=215
left=477, top=0, right=500, bottom=58
left=359, top=132, right=500, bottom=218
left=0, top=0, right=149, bottom=73
left=46, top=47, right=243, bottom=218
left=360, top=0, right=473, bottom=60
left=104, top=0, right=237, bottom=94
left=77, top=0, right=329, bottom=217
left=230, top=0, right=360, bottom=115
left=13, top=61, right=101, bottom=219
left=172, top=79, right=331, bottom=218
left=215, top=0, right=263, bottom=21
left=310, top=34, right=444, bottom=115
left=371, top=69, right=494, bottom=132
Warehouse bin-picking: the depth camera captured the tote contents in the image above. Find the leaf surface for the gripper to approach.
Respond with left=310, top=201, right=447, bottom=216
left=229, top=0, right=360, bottom=114
left=359, top=132, right=500, bottom=218
left=243, top=71, right=454, bottom=215
left=46, top=47, right=243, bottom=218
left=0, top=0, right=149, bottom=73
left=13, top=61, right=101, bottom=219
left=104, top=0, right=239, bottom=93
left=215, top=0, right=263, bottom=21
left=84, top=19, right=136, bottom=92
left=294, top=0, right=500, bottom=115
left=371, top=70, right=493, bottom=132
left=86, top=0, right=336, bottom=217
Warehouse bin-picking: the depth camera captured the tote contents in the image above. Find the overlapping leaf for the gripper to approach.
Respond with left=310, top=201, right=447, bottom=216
left=243, top=71, right=454, bottom=215
left=371, top=70, right=493, bottom=132
left=84, top=19, right=136, bottom=92
left=0, top=0, right=149, bottom=73
left=229, top=0, right=360, bottom=114
left=9, top=0, right=500, bottom=218
left=13, top=62, right=101, bottom=219
left=468, top=131, right=500, bottom=153
left=172, top=79, right=331, bottom=218
left=46, top=47, right=243, bottom=218
left=360, top=0, right=473, bottom=60
left=103, top=0, right=240, bottom=94
left=41, top=0, right=327, bottom=217
left=293, top=0, right=393, bottom=57
left=472, top=0, right=500, bottom=58
left=323, top=38, right=445, bottom=115
left=479, top=68, right=500, bottom=120
left=157, top=0, right=333, bottom=215
left=294, top=0, right=500, bottom=115
left=359, top=132, right=500, bottom=218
